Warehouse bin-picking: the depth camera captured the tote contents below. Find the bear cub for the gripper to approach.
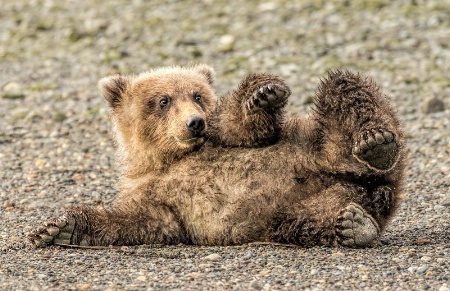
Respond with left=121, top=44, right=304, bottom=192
left=29, top=65, right=406, bottom=248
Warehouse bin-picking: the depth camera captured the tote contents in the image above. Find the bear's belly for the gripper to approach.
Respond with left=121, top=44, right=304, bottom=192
left=160, top=144, right=317, bottom=245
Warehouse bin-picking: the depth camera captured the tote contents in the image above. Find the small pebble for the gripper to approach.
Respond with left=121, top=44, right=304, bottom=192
left=3, top=200, right=15, bottom=208
left=258, top=2, right=277, bottom=12
left=408, top=266, right=418, bottom=273
left=249, top=280, right=261, bottom=290
left=34, top=159, right=46, bottom=167
left=424, top=96, right=445, bottom=114
left=218, top=35, right=235, bottom=52
left=72, top=173, right=85, bottom=182
left=332, top=252, right=345, bottom=257
left=259, top=269, right=271, bottom=275
left=78, top=284, right=91, bottom=291
left=416, top=265, right=429, bottom=275
left=2, top=81, right=25, bottom=99
left=201, top=253, right=221, bottom=261
left=198, top=263, right=213, bottom=269
left=421, top=256, right=432, bottom=262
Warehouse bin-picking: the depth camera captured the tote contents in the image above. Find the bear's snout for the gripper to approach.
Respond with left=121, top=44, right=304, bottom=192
left=185, top=115, right=205, bottom=136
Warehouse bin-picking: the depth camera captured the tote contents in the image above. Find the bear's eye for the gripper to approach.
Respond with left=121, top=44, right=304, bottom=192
left=159, top=96, right=170, bottom=108
left=193, top=92, right=202, bottom=103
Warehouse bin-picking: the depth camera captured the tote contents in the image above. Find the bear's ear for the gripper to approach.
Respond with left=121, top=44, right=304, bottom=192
left=192, top=64, right=215, bottom=86
left=98, top=75, right=131, bottom=108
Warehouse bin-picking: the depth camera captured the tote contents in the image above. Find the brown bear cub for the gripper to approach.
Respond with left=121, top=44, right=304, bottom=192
left=29, top=65, right=406, bottom=248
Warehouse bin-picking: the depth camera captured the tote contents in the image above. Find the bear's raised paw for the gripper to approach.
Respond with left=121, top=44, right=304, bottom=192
left=28, top=215, right=75, bottom=247
left=336, top=203, right=380, bottom=248
left=245, top=83, right=288, bottom=115
left=353, top=129, right=399, bottom=171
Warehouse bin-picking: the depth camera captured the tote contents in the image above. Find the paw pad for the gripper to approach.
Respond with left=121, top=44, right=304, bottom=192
left=336, top=203, right=380, bottom=248
left=28, top=216, right=75, bottom=247
left=245, top=83, right=288, bottom=115
left=353, top=129, right=398, bottom=170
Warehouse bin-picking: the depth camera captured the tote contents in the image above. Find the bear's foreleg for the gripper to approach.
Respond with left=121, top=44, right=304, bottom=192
left=208, top=73, right=291, bottom=147
left=28, top=204, right=187, bottom=247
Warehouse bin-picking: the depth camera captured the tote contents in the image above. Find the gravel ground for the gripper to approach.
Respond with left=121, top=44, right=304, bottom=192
left=1, top=0, right=449, bottom=290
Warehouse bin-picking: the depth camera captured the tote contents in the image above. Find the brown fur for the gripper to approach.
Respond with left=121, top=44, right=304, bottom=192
left=207, top=73, right=290, bottom=147
left=98, top=65, right=217, bottom=186
left=29, top=66, right=407, bottom=248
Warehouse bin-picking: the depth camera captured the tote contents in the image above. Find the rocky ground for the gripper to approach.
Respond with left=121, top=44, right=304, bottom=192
left=1, top=0, right=449, bottom=290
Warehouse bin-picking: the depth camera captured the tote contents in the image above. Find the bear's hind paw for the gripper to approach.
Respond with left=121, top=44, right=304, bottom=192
left=245, top=83, right=288, bottom=115
left=336, top=203, right=380, bottom=248
left=353, top=129, right=399, bottom=171
left=28, top=215, right=76, bottom=248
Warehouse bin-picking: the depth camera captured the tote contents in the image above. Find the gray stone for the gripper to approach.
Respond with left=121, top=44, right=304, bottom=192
left=424, top=96, right=445, bottom=114
left=416, top=265, right=429, bottom=275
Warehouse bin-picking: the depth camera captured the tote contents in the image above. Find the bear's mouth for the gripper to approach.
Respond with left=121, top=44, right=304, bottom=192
left=175, top=136, right=205, bottom=146
left=184, top=137, right=203, bottom=143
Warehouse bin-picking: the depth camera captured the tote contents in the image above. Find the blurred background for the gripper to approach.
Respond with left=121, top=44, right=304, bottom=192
left=1, top=0, right=449, bottom=121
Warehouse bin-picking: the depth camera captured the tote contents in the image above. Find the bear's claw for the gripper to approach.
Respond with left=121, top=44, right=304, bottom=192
left=353, top=129, right=398, bottom=171
left=28, top=215, right=75, bottom=247
left=245, top=83, right=288, bottom=115
left=336, top=203, right=380, bottom=248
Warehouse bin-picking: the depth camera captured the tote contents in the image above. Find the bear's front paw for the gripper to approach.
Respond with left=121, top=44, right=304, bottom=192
left=245, top=83, right=289, bottom=115
left=353, top=129, right=399, bottom=171
left=28, top=215, right=76, bottom=248
left=336, top=203, right=380, bottom=248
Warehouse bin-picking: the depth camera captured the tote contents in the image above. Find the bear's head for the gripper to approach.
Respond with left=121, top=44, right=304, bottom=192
left=99, top=64, right=216, bottom=179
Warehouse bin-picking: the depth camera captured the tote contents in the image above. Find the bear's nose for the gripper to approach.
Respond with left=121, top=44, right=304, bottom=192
left=185, top=115, right=205, bottom=135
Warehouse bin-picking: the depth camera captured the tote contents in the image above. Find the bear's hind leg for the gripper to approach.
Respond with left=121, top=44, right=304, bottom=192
left=271, top=202, right=381, bottom=248
left=271, top=183, right=382, bottom=248
left=353, top=128, right=399, bottom=171
left=312, top=70, right=403, bottom=172
left=336, top=203, right=380, bottom=247
left=208, top=73, right=291, bottom=147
